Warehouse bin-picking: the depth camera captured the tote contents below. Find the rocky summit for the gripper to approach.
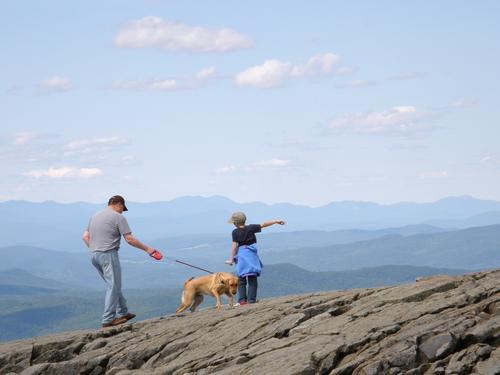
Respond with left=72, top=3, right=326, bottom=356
left=1, top=270, right=499, bottom=375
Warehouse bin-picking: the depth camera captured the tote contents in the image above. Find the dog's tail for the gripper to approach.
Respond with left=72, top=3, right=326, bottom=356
left=183, top=276, right=195, bottom=287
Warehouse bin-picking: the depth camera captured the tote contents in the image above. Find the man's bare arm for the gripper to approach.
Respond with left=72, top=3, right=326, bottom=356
left=124, top=233, right=154, bottom=254
left=82, top=231, right=90, bottom=248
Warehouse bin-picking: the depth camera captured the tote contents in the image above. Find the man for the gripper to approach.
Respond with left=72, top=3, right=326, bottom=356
left=82, top=195, right=162, bottom=328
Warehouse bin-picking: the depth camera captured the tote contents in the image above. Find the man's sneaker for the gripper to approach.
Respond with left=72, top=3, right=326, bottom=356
left=235, top=300, right=248, bottom=307
left=120, top=313, right=136, bottom=322
left=101, top=316, right=128, bottom=328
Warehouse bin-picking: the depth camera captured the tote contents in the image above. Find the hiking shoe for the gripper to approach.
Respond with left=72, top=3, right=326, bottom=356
left=120, top=313, right=136, bottom=322
left=101, top=316, right=128, bottom=328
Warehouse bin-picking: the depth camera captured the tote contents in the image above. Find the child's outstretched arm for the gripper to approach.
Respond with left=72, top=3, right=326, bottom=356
left=261, top=220, right=285, bottom=228
left=225, top=241, right=239, bottom=265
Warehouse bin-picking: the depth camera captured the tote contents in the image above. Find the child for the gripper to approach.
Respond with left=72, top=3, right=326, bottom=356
left=226, top=212, right=285, bottom=305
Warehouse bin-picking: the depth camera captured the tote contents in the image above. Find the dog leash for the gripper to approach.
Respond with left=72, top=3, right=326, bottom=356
left=161, top=255, right=214, bottom=274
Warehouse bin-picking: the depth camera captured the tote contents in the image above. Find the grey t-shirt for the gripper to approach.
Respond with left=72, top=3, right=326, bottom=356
left=86, top=208, right=132, bottom=252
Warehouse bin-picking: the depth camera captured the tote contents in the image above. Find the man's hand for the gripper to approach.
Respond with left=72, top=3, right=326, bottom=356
left=275, top=220, right=285, bottom=225
left=148, top=248, right=163, bottom=261
left=225, top=259, right=234, bottom=266
left=82, top=231, right=90, bottom=248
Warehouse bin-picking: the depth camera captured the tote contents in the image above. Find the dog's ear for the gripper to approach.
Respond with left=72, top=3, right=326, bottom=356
left=211, top=272, right=225, bottom=288
left=218, top=274, right=227, bottom=285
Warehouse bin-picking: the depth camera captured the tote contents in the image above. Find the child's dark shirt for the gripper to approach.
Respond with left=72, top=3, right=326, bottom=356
left=232, top=224, right=262, bottom=246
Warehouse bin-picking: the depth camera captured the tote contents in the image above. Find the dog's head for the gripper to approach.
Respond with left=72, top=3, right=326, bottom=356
left=226, top=275, right=239, bottom=295
left=214, top=273, right=239, bottom=295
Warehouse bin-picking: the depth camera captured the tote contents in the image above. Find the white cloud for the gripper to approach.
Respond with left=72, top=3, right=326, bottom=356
left=291, top=53, right=340, bottom=76
left=112, top=66, right=217, bottom=91
left=119, top=155, right=142, bottom=167
left=5, top=86, right=23, bottom=95
left=215, top=166, right=239, bottom=174
left=1, top=132, right=131, bottom=166
left=480, top=154, right=500, bottom=164
left=114, top=17, right=252, bottom=52
left=64, top=137, right=128, bottom=155
left=338, top=79, right=377, bottom=88
left=235, top=53, right=340, bottom=88
left=196, top=66, right=217, bottom=81
left=327, top=99, right=468, bottom=136
left=251, top=159, right=291, bottom=168
left=12, top=132, right=42, bottom=145
left=388, top=73, right=423, bottom=81
left=449, top=98, right=476, bottom=108
left=148, top=79, right=177, bottom=90
left=418, top=171, right=449, bottom=179
left=40, top=76, right=72, bottom=91
left=329, top=106, right=435, bottom=134
left=112, top=79, right=177, bottom=91
left=24, top=166, right=102, bottom=179
left=235, top=60, right=293, bottom=88
left=336, top=66, right=354, bottom=75
left=0, top=132, right=60, bottom=163
left=78, top=168, right=103, bottom=178
left=450, top=98, right=466, bottom=108
left=215, top=159, right=291, bottom=174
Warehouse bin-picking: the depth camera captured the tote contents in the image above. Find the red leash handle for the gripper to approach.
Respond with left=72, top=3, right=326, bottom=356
left=149, top=249, right=163, bottom=260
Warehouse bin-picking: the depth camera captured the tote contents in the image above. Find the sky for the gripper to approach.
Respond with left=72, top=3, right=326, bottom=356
left=1, top=0, right=499, bottom=206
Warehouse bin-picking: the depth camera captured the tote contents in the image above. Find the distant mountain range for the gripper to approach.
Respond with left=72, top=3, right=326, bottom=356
left=0, top=269, right=74, bottom=291
left=2, top=195, right=498, bottom=343
left=1, top=224, right=498, bottom=289
left=264, top=224, right=500, bottom=271
left=2, top=195, right=500, bottom=251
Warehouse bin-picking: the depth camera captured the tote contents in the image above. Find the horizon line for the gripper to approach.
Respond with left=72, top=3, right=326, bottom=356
left=0, top=194, right=497, bottom=208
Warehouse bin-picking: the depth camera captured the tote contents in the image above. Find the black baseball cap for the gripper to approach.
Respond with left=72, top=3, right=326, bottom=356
left=108, top=195, right=128, bottom=211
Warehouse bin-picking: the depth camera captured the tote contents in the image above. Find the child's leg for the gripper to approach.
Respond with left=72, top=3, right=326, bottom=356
left=238, top=276, right=247, bottom=303
left=247, top=276, right=258, bottom=303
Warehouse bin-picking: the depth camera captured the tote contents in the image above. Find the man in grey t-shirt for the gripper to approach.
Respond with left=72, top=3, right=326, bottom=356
left=82, top=195, right=162, bottom=328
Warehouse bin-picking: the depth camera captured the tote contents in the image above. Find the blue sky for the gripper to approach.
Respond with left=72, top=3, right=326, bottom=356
left=1, top=1, right=499, bottom=206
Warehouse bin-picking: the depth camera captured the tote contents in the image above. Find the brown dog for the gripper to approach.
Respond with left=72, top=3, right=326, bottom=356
left=175, top=272, right=239, bottom=314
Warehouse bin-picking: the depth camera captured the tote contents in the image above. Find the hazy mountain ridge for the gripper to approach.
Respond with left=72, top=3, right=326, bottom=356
left=2, top=196, right=500, bottom=251
left=1, top=224, right=498, bottom=289
left=0, top=269, right=74, bottom=290
left=2, top=197, right=499, bottom=347
left=264, top=224, right=500, bottom=271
